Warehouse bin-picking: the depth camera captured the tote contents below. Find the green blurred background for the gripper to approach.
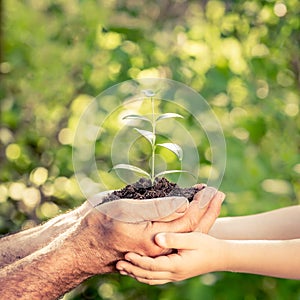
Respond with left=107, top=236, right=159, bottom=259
left=1, top=0, right=300, bottom=299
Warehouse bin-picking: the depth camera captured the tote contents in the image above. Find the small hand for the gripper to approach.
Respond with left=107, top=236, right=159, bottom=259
left=116, top=232, right=226, bottom=285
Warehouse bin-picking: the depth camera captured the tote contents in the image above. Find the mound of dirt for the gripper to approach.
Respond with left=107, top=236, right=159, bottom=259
left=103, top=177, right=201, bottom=203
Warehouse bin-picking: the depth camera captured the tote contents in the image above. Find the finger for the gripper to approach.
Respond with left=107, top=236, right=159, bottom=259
left=92, top=196, right=188, bottom=223
left=194, top=187, right=218, bottom=208
left=121, top=271, right=171, bottom=285
left=158, top=187, right=217, bottom=232
left=119, top=252, right=178, bottom=272
left=196, top=191, right=225, bottom=233
left=117, top=259, right=173, bottom=281
left=130, top=275, right=171, bottom=286
left=118, top=264, right=172, bottom=282
left=155, top=232, right=201, bottom=249
left=158, top=201, right=188, bottom=222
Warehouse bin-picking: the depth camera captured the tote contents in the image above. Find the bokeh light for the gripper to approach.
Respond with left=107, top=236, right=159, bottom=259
left=1, top=0, right=300, bottom=298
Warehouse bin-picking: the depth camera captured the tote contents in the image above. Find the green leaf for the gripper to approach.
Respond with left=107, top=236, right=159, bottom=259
left=123, top=114, right=151, bottom=123
left=110, top=164, right=151, bottom=178
left=156, top=113, right=184, bottom=122
left=155, top=170, right=192, bottom=178
left=157, top=143, right=183, bottom=161
left=134, top=128, right=155, bottom=145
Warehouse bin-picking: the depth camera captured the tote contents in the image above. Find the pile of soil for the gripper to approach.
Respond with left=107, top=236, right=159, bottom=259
left=103, top=177, right=201, bottom=203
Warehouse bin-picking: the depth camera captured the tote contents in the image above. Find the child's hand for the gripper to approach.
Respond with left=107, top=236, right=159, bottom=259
left=116, top=232, right=227, bottom=285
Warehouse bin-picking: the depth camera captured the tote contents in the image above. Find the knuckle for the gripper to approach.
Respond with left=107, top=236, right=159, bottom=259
left=186, top=215, right=198, bottom=231
left=148, top=261, right=156, bottom=272
left=144, top=272, right=154, bottom=280
left=172, top=264, right=181, bottom=274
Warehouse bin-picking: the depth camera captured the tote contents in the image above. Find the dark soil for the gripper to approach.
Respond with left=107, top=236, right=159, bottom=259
left=103, top=177, right=201, bottom=203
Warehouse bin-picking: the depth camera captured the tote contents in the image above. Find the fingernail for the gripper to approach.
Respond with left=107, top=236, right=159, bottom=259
left=219, top=192, right=226, bottom=203
left=125, top=253, right=133, bottom=262
left=120, top=271, right=128, bottom=276
left=197, top=187, right=217, bottom=208
left=155, top=233, right=166, bottom=246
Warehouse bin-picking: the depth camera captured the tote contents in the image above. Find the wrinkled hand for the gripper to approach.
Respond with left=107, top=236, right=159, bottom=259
left=73, top=186, right=225, bottom=275
left=116, top=232, right=226, bottom=285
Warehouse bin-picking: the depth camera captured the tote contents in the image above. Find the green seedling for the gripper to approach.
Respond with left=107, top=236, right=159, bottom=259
left=111, top=90, right=190, bottom=184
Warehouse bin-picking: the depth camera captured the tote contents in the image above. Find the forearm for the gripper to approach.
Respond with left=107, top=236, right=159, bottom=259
left=0, top=206, right=113, bottom=299
left=0, top=226, right=89, bottom=299
left=0, top=202, right=91, bottom=268
left=209, top=205, right=300, bottom=240
left=222, top=238, right=300, bottom=279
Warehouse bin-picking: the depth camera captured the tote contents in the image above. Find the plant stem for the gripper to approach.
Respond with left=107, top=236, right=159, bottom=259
left=151, top=96, right=156, bottom=184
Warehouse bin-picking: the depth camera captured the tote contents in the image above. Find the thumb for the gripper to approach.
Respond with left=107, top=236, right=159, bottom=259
left=196, top=191, right=226, bottom=233
left=155, top=232, right=201, bottom=250
left=159, top=187, right=218, bottom=233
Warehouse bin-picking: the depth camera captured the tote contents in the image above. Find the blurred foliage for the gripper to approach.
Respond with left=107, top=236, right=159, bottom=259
left=1, top=0, right=300, bottom=299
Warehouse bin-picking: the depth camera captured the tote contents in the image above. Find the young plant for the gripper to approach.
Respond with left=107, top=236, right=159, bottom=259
left=111, top=90, right=190, bottom=184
